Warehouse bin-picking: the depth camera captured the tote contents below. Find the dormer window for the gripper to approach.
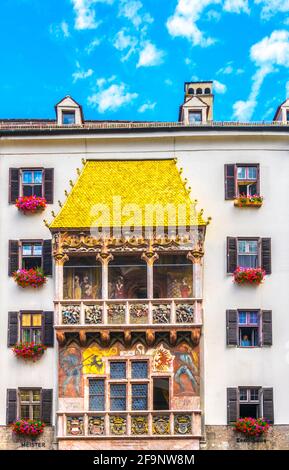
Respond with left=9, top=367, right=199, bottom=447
left=62, top=111, right=76, bottom=125
left=189, top=110, right=202, bottom=124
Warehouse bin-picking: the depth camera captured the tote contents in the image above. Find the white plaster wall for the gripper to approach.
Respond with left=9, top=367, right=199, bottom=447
left=0, top=130, right=289, bottom=427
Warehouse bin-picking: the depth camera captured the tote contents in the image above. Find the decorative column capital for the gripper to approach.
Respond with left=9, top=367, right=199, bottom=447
left=187, top=250, right=204, bottom=265
left=141, top=251, right=159, bottom=267
left=55, top=253, right=69, bottom=266
left=96, top=252, right=114, bottom=266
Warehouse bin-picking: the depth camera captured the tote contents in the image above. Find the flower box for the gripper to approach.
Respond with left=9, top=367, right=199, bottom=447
left=13, top=268, right=46, bottom=288
left=16, top=196, right=47, bottom=213
left=234, top=417, right=270, bottom=437
left=234, top=267, right=265, bottom=285
left=12, top=342, right=46, bottom=361
left=234, top=195, right=263, bottom=207
left=12, top=419, right=45, bottom=437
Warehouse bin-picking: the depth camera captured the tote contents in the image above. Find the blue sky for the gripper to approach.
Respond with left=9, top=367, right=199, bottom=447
left=1, top=0, right=289, bottom=122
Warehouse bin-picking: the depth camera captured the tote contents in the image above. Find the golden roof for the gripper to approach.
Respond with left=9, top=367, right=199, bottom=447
left=50, top=159, right=208, bottom=229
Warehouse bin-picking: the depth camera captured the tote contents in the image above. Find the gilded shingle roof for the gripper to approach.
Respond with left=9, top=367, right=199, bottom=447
left=50, top=159, right=208, bottom=229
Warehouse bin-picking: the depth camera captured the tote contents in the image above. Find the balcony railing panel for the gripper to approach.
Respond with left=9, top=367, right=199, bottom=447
left=56, top=299, right=202, bottom=327
left=57, top=410, right=202, bottom=438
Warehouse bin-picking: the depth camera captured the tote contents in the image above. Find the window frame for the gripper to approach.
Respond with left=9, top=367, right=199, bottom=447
left=238, top=386, right=262, bottom=419
left=62, top=110, right=76, bottom=125
left=235, top=163, right=260, bottom=197
left=20, top=168, right=44, bottom=198
left=20, top=239, right=44, bottom=270
left=237, top=237, right=260, bottom=269
left=238, top=309, right=260, bottom=348
left=20, top=311, right=43, bottom=344
left=188, top=110, right=202, bottom=124
left=18, top=388, right=42, bottom=420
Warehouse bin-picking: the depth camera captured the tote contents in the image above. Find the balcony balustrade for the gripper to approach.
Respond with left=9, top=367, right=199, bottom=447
left=57, top=410, right=202, bottom=439
left=55, top=298, right=202, bottom=328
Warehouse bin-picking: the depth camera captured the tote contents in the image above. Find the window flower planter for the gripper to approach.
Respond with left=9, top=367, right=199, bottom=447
left=12, top=419, right=45, bottom=437
left=16, top=196, right=47, bottom=213
left=12, top=342, right=46, bottom=361
left=234, top=267, right=265, bottom=285
left=12, top=268, right=47, bottom=288
left=234, top=418, right=270, bottom=437
left=234, top=195, right=263, bottom=207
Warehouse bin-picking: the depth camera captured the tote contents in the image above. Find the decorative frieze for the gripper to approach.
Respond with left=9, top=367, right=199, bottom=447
left=88, top=416, right=105, bottom=435
left=66, top=416, right=83, bottom=436
left=107, top=304, right=126, bottom=324
left=109, top=416, right=127, bottom=435
left=62, top=305, right=80, bottom=324
left=131, top=416, right=148, bottom=435
left=152, top=304, right=171, bottom=324
left=129, top=304, right=149, bottom=324
left=152, top=415, right=170, bottom=435
left=176, top=304, right=194, bottom=323
left=85, top=305, right=103, bottom=324
left=174, top=414, right=192, bottom=435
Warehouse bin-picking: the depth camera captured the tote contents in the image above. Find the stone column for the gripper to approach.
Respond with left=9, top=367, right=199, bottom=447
left=96, top=252, right=114, bottom=299
left=54, top=254, right=69, bottom=301
left=187, top=251, right=204, bottom=299
left=141, top=250, right=159, bottom=299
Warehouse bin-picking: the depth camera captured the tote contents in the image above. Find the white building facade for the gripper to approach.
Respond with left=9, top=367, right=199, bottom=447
left=0, top=84, right=289, bottom=450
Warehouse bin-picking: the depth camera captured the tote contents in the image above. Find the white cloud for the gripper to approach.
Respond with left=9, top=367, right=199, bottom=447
left=217, top=61, right=244, bottom=75
left=233, top=30, right=289, bottom=121
left=166, top=0, right=219, bottom=47
left=138, top=101, right=156, bottom=113
left=223, top=0, right=249, bottom=14
left=165, top=79, right=173, bottom=86
left=137, top=41, right=165, bottom=67
left=72, top=68, right=94, bottom=82
left=88, top=81, right=138, bottom=112
left=119, top=0, right=153, bottom=28
left=250, top=30, right=289, bottom=67
left=255, top=0, right=289, bottom=20
left=49, top=21, right=70, bottom=39
left=71, top=0, right=113, bottom=30
left=113, top=29, right=138, bottom=61
left=85, top=37, right=102, bottom=54
left=214, top=80, right=227, bottom=93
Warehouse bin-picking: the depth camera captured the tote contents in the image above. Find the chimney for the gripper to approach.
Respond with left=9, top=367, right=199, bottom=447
left=179, top=81, right=214, bottom=124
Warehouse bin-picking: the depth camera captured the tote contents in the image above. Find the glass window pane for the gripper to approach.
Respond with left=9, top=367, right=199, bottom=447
left=20, top=390, right=30, bottom=401
left=32, top=329, right=42, bottom=344
left=131, top=361, right=148, bottom=379
left=108, top=255, right=147, bottom=299
left=237, top=167, right=246, bottom=180
left=21, top=314, right=31, bottom=327
left=249, top=312, right=258, bottom=324
left=33, top=185, right=42, bottom=197
left=22, top=171, right=33, bottom=184
left=62, top=112, right=75, bottom=124
left=33, top=171, right=43, bottom=184
left=238, top=254, right=258, bottom=268
left=110, top=362, right=126, bottom=379
left=20, top=405, right=30, bottom=419
left=239, top=389, right=247, bottom=401
left=189, top=111, right=202, bottom=123
left=247, top=167, right=257, bottom=180
left=22, top=328, right=31, bottom=342
left=22, top=244, right=32, bottom=256
left=33, top=244, right=43, bottom=256
left=33, top=405, right=41, bottom=419
left=132, top=384, right=148, bottom=410
left=23, top=185, right=33, bottom=197
left=63, top=259, right=102, bottom=300
left=153, top=255, right=193, bottom=299
left=110, top=384, right=126, bottom=411
left=32, top=314, right=42, bottom=327
left=250, top=389, right=259, bottom=401
left=248, top=241, right=258, bottom=253
left=33, top=390, right=41, bottom=402
left=238, top=312, right=247, bottom=324
left=238, top=241, right=246, bottom=253
left=89, top=379, right=105, bottom=411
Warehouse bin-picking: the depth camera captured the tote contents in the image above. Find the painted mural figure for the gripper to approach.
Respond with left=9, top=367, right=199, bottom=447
left=174, top=347, right=199, bottom=394
left=60, top=349, right=83, bottom=396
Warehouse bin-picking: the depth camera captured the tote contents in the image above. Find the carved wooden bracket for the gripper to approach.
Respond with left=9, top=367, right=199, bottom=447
left=191, top=328, right=201, bottom=345
left=169, top=330, right=177, bottom=346
left=124, top=330, right=132, bottom=346
left=79, top=330, right=87, bottom=346
left=146, top=329, right=155, bottom=346
left=56, top=331, right=66, bottom=345
left=100, top=330, right=110, bottom=347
